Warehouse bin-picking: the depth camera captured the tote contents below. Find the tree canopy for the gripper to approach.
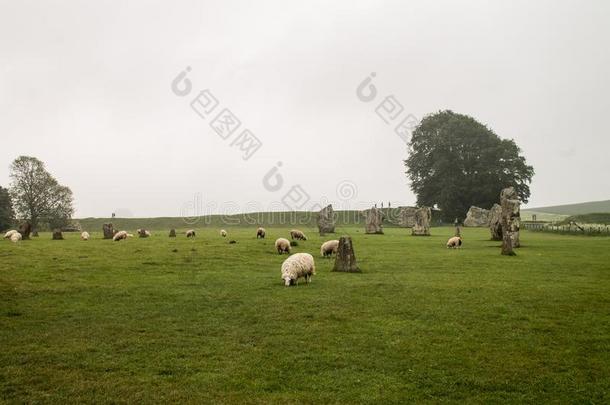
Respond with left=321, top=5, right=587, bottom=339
left=405, top=110, right=534, bottom=222
left=9, top=156, right=74, bottom=230
left=0, top=186, right=14, bottom=231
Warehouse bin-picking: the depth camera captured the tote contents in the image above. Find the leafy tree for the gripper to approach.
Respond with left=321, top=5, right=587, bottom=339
left=405, top=110, right=534, bottom=222
left=9, top=156, right=74, bottom=230
left=0, top=186, right=14, bottom=231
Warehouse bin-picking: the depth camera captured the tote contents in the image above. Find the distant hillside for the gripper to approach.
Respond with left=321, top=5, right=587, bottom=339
left=558, top=213, right=610, bottom=226
left=523, top=200, right=610, bottom=216
left=76, top=208, right=443, bottom=231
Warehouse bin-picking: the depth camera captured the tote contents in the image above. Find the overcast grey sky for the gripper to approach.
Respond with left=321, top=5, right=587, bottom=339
left=1, top=0, right=609, bottom=218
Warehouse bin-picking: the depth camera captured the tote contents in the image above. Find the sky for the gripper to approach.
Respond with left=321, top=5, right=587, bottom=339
left=1, top=0, right=609, bottom=218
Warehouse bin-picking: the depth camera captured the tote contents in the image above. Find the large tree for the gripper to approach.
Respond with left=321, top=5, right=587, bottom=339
left=9, top=156, right=75, bottom=230
left=0, top=186, right=14, bottom=231
left=405, top=110, right=534, bottom=222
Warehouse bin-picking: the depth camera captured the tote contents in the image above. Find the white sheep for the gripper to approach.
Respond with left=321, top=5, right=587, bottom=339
left=256, top=227, right=266, bottom=239
left=3, top=230, right=18, bottom=239
left=186, top=229, right=196, bottom=238
left=113, top=230, right=129, bottom=241
left=446, top=236, right=462, bottom=248
left=320, top=239, right=339, bottom=258
left=290, top=229, right=307, bottom=241
left=9, top=232, right=22, bottom=243
left=220, top=229, right=227, bottom=237
left=274, top=237, right=291, bottom=254
left=81, top=231, right=90, bottom=240
left=281, top=253, right=316, bottom=286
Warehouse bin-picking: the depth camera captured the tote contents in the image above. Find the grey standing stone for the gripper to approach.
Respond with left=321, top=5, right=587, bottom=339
left=397, top=206, right=418, bottom=227
left=463, top=206, right=491, bottom=227
left=332, top=236, right=360, bottom=272
left=317, top=204, right=335, bottom=234
left=18, top=222, right=32, bottom=240
left=489, top=204, right=503, bottom=241
left=500, top=187, right=521, bottom=255
left=411, top=207, right=431, bottom=236
left=103, top=223, right=115, bottom=239
left=364, top=207, right=384, bottom=234
left=52, top=229, right=63, bottom=240
left=169, top=229, right=176, bottom=237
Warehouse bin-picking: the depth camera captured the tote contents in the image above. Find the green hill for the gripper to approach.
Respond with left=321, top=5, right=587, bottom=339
left=76, top=208, right=443, bottom=232
left=558, top=213, right=610, bottom=225
left=523, top=199, right=610, bottom=216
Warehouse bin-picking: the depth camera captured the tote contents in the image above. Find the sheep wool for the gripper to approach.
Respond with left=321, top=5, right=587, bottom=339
left=281, top=253, right=316, bottom=286
left=274, top=238, right=291, bottom=254
left=320, top=239, right=340, bottom=257
left=447, top=236, right=462, bottom=248
left=81, top=231, right=90, bottom=240
left=289, top=229, right=307, bottom=241
left=9, top=232, right=22, bottom=243
left=220, top=229, right=227, bottom=237
left=256, top=227, right=266, bottom=239
left=113, top=231, right=128, bottom=242
left=4, top=230, right=18, bottom=239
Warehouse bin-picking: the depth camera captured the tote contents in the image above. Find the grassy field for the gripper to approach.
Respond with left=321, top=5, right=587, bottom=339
left=1, top=226, right=609, bottom=403
left=523, top=199, right=610, bottom=216
left=519, top=210, right=569, bottom=223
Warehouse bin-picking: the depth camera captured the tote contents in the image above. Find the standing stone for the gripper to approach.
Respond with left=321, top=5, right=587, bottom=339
left=364, top=207, right=384, bottom=234
left=455, top=225, right=461, bottom=238
left=489, top=204, right=503, bottom=241
left=18, top=222, right=32, bottom=240
left=332, top=236, right=360, bottom=272
left=138, top=229, right=150, bottom=238
left=102, top=223, right=115, bottom=239
left=411, top=207, right=431, bottom=236
left=463, top=206, right=491, bottom=227
left=32, top=231, right=39, bottom=237
left=500, top=187, right=521, bottom=255
left=398, top=206, right=418, bottom=227
left=317, top=204, right=335, bottom=234
left=52, top=229, right=64, bottom=240
left=169, top=229, right=177, bottom=237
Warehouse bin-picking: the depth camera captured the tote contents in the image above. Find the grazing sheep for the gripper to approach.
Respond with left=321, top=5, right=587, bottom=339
left=446, top=236, right=462, bottom=248
left=320, top=239, right=339, bottom=258
left=4, top=230, right=18, bottom=239
left=186, top=230, right=196, bottom=238
left=113, top=230, right=129, bottom=241
left=137, top=229, right=151, bottom=238
left=9, top=232, right=22, bottom=243
left=220, top=229, right=227, bottom=237
left=81, top=231, right=90, bottom=240
left=274, top=237, right=291, bottom=254
left=256, top=227, right=266, bottom=239
left=281, top=253, right=316, bottom=286
left=290, top=229, right=307, bottom=241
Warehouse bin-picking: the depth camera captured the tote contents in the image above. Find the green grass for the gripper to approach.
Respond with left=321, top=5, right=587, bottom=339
left=1, top=227, right=609, bottom=403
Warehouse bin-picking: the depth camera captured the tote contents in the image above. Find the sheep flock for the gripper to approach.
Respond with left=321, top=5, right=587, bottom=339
left=3, top=224, right=467, bottom=288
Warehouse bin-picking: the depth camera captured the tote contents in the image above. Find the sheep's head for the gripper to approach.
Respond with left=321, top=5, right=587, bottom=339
left=283, top=276, right=293, bottom=287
